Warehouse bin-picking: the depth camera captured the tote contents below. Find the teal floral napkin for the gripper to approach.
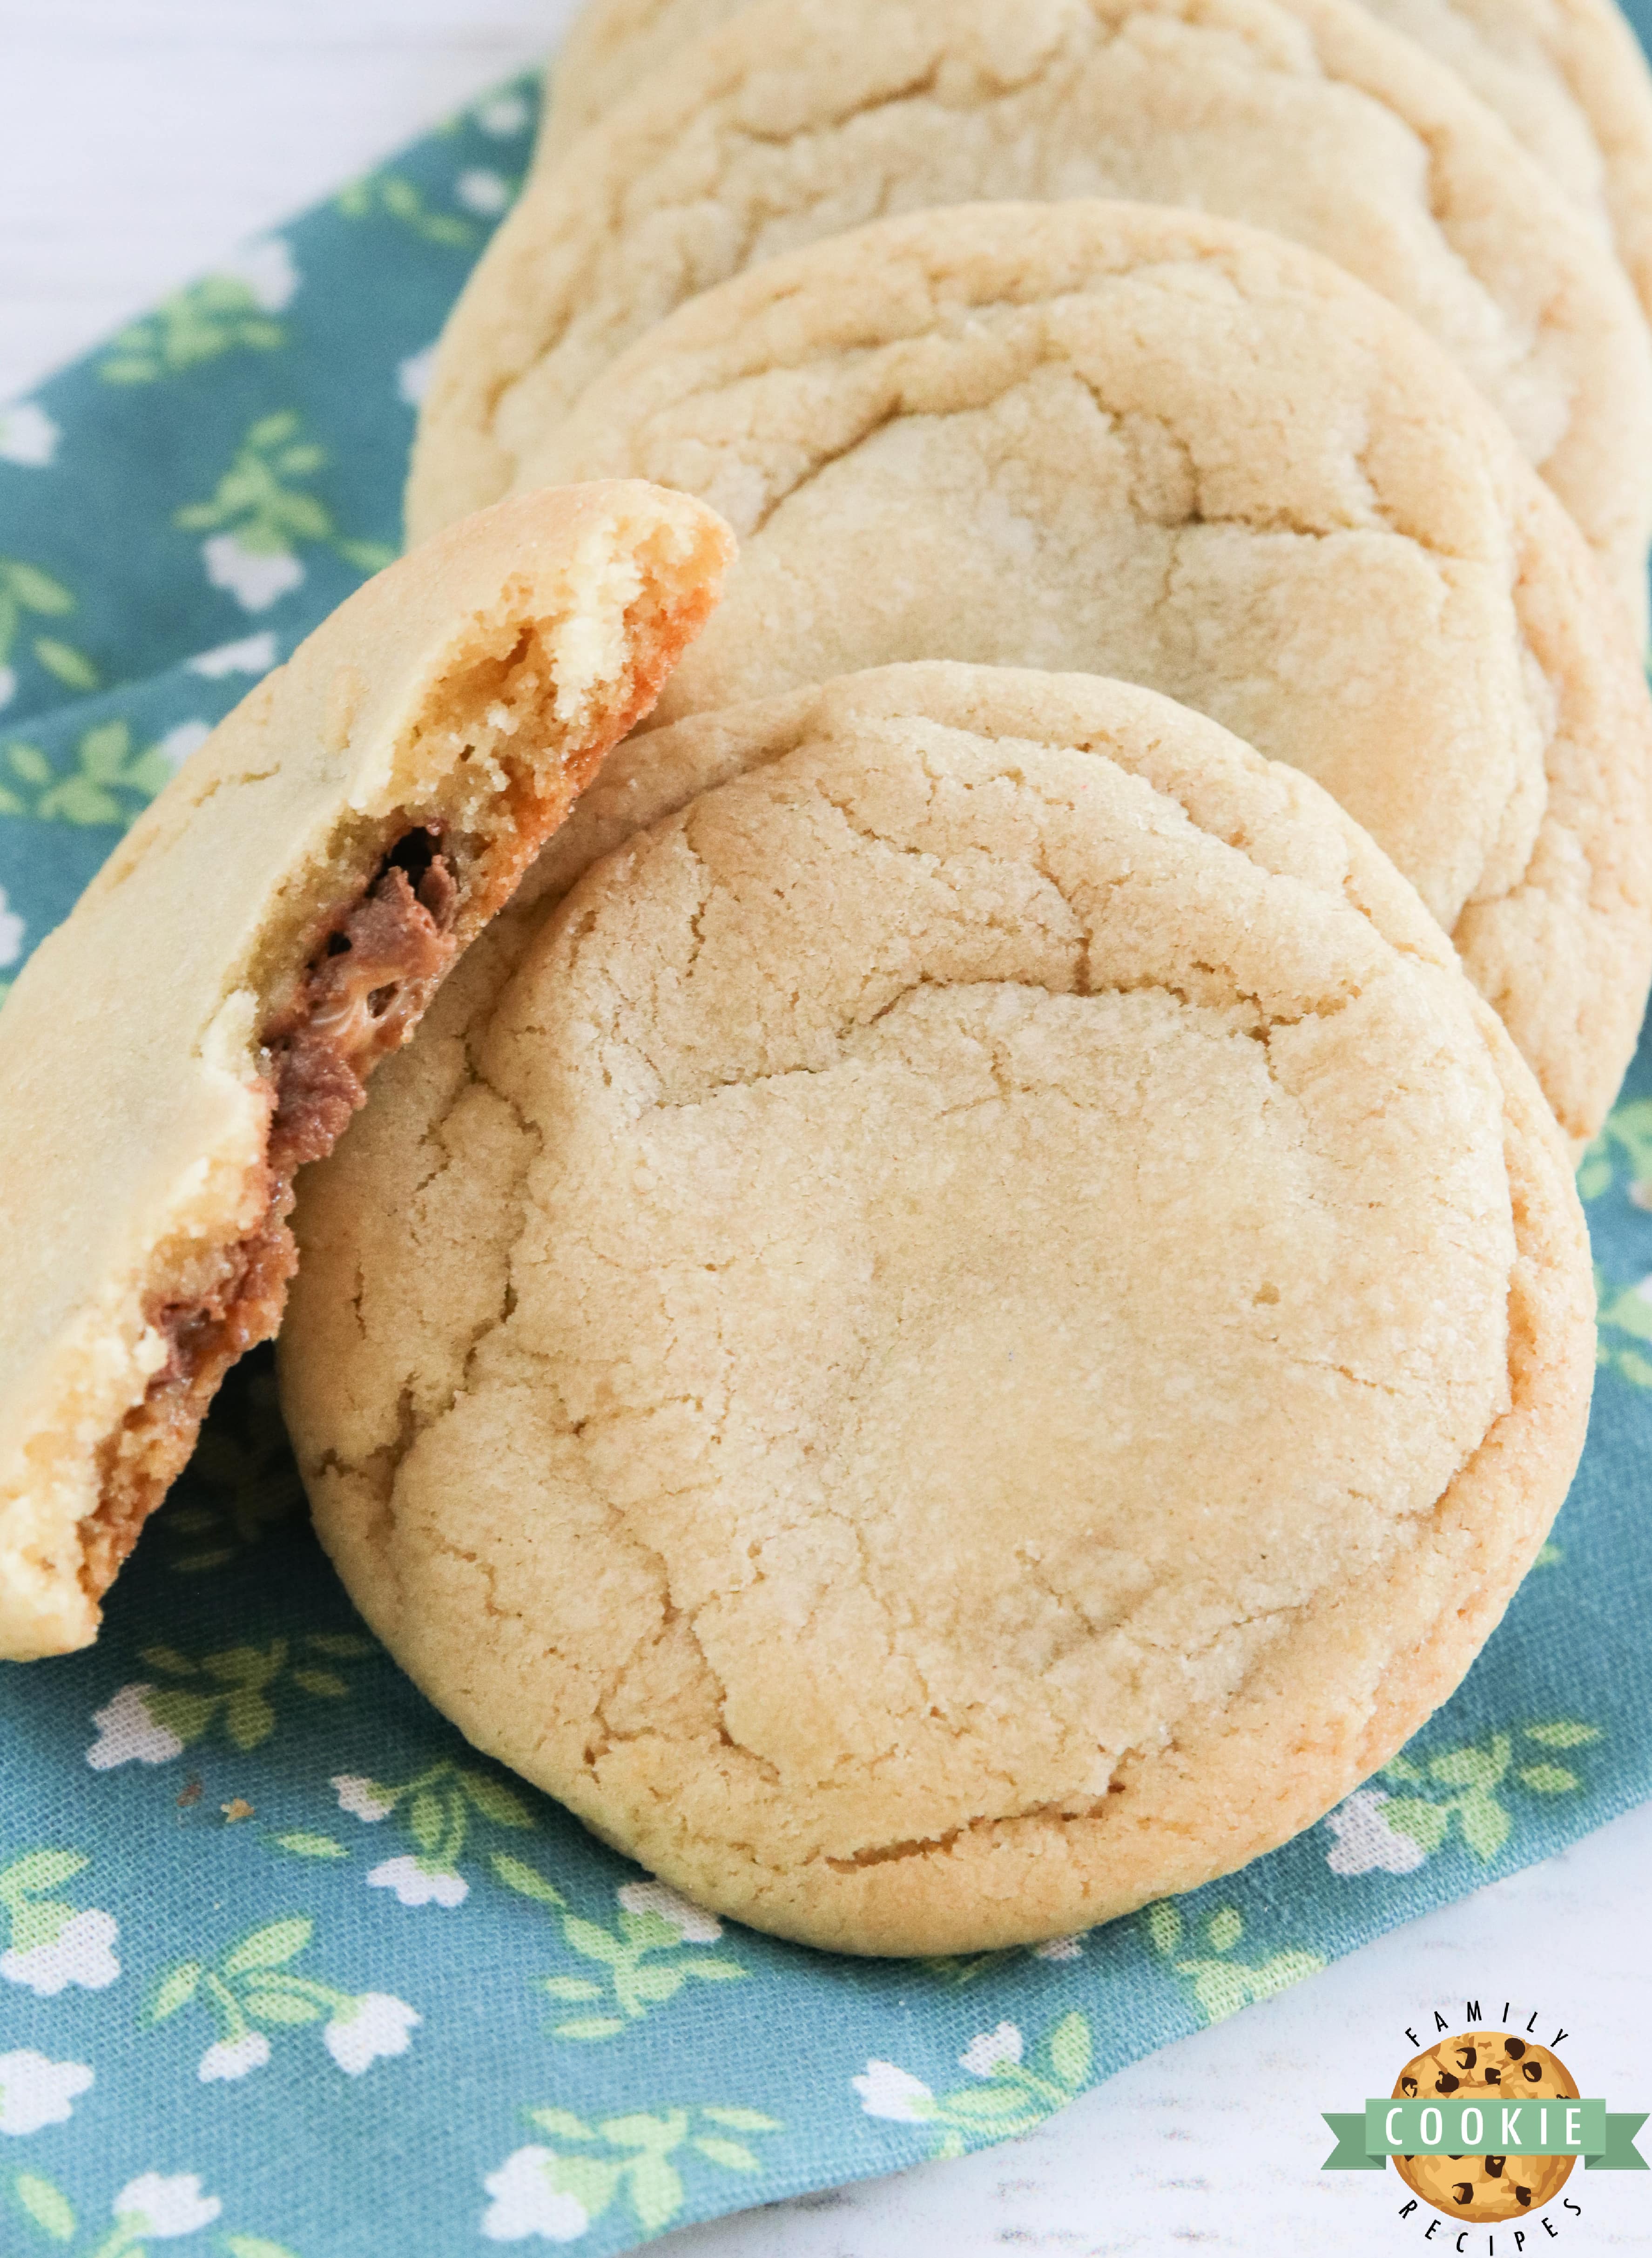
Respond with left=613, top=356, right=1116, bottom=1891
left=4, top=31, right=1652, bottom=2258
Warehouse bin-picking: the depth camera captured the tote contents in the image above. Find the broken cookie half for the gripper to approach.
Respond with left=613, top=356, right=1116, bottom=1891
left=0, top=480, right=733, bottom=1660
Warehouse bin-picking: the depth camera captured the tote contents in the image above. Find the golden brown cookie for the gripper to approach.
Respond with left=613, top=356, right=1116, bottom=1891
left=0, top=482, right=732, bottom=1661
left=419, top=0, right=1652, bottom=633
left=279, top=664, right=1595, bottom=1955
left=496, top=200, right=1652, bottom=1148
left=539, top=0, right=1652, bottom=336
left=538, top=0, right=736, bottom=164
left=1360, top=0, right=1652, bottom=326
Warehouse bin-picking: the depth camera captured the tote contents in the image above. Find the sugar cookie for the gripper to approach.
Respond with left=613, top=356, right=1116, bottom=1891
left=1361, top=0, right=1652, bottom=323
left=505, top=202, right=1652, bottom=1144
left=539, top=0, right=1652, bottom=333
left=417, top=0, right=1652, bottom=632
left=0, top=483, right=731, bottom=1659
left=280, top=664, right=1593, bottom=1954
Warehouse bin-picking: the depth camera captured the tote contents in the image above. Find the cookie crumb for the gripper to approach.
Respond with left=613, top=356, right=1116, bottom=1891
left=175, top=1777, right=202, bottom=1808
left=220, top=1798, right=255, bottom=1824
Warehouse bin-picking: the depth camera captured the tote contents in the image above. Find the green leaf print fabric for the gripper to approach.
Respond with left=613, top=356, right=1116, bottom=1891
left=4, top=31, right=1652, bottom=2257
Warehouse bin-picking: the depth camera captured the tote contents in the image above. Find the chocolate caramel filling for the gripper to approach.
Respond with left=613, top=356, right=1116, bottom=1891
left=82, top=829, right=462, bottom=1598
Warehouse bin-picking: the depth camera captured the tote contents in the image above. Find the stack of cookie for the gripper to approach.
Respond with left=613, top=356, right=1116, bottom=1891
left=279, top=0, right=1652, bottom=1953
left=5, top=0, right=1652, bottom=1963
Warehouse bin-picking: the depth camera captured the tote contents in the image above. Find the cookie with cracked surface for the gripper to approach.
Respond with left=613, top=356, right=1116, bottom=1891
left=0, top=481, right=733, bottom=1662
left=1359, top=0, right=1652, bottom=330
left=414, top=0, right=1652, bottom=636
left=536, top=0, right=740, bottom=166
left=1392, top=2030, right=1578, bottom=2219
left=278, top=664, right=1594, bottom=1955
left=538, top=0, right=1652, bottom=340
left=497, top=200, right=1652, bottom=1147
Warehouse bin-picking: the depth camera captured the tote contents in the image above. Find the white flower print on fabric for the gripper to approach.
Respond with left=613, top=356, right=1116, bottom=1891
left=202, top=533, right=304, bottom=613
left=331, top=1774, right=393, bottom=1821
left=958, top=2022, right=1022, bottom=2077
left=1324, top=1787, right=1429, bottom=1876
left=855, top=2012, right=1093, bottom=2162
left=158, top=721, right=210, bottom=771
left=198, top=2032, right=271, bottom=2083
left=324, top=1991, right=420, bottom=2074
left=0, top=665, right=16, bottom=711
left=155, top=1924, right=422, bottom=2077
left=484, top=2103, right=785, bottom=2239
left=0, top=402, right=60, bottom=467
left=0, top=885, right=23, bottom=968
left=1030, top=1934, right=1085, bottom=1961
left=852, top=2061, right=936, bottom=2123
left=615, top=1879, right=721, bottom=1943
left=87, top=1684, right=185, bottom=1770
left=181, top=412, right=394, bottom=595
left=0, top=2051, right=92, bottom=2135
left=219, top=236, right=300, bottom=313
left=113, top=2172, right=222, bottom=2238
left=457, top=169, right=511, bottom=216
left=481, top=2148, right=590, bottom=2244
left=0, top=1908, right=120, bottom=1996
left=153, top=1912, right=423, bottom=2082
left=368, top=1855, right=468, bottom=1909
left=477, top=92, right=530, bottom=137
left=187, top=629, right=276, bottom=678
left=397, top=345, right=437, bottom=407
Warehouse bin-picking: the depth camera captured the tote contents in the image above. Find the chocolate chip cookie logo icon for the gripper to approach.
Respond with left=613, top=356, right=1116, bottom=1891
left=1321, top=2007, right=1648, bottom=2241
left=1390, top=2031, right=1580, bottom=2222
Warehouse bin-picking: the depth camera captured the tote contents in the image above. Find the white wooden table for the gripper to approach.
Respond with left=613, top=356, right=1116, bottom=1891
left=3, top=5, right=1649, bottom=2249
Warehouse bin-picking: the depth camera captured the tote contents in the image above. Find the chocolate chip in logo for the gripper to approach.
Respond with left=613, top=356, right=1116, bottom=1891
left=1486, top=2157, right=1506, bottom=2177
left=1452, top=2184, right=1474, bottom=2206
left=1516, top=2186, right=1533, bottom=2208
left=1522, top=2062, right=1543, bottom=2083
left=1505, top=2039, right=1527, bottom=2059
left=1484, top=2066, right=1501, bottom=2083
left=1456, top=2046, right=1477, bottom=2070
left=1436, top=2073, right=1461, bottom=2095
left=1402, top=2076, right=1419, bottom=2097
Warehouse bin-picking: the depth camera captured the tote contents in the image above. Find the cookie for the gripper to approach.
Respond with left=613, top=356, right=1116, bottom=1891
left=539, top=0, right=1652, bottom=332
left=413, top=0, right=1652, bottom=635
left=1392, top=2031, right=1578, bottom=2219
left=1361, top=0, right=1652, bottom=325
left=278, top=663, right=1594, bottom=1955
left=0, top=481, right=732, bottom=1661
left=496, top=200, right=1652, bottom=1147
left=537, top=0, right=738, bottom=165
left=546, top=0, right=1652, bottom=323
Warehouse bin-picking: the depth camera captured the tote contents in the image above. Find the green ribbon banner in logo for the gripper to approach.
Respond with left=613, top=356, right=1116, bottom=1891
left=1322, top=2104, right=1648, bottom=2172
